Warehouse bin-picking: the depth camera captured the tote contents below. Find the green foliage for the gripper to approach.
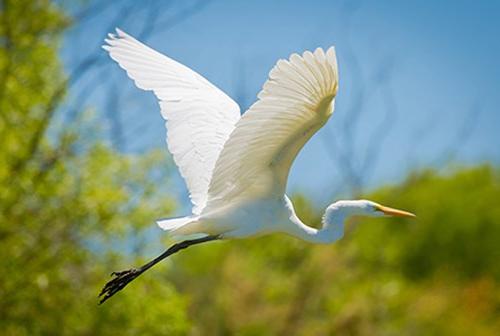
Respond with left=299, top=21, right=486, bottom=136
left=165, top=166, right=500, bottom=335
left=0, top=1, right=187, bottom=335
left=1, top=2, right=498, bottom=335
left=356, top=166, right=500, bottom=281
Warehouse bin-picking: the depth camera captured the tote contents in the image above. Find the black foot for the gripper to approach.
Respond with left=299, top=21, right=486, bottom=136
left=98, top=268, right=142, bottom=304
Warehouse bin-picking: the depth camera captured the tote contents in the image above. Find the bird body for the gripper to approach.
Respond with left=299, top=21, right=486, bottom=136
left=98, top=29, right=415, bottom=304
left=169, top=195, right=295, bottom=239
left=182, top=189, right=293, bottom=239
left=167, top=197, right=409, bottom=243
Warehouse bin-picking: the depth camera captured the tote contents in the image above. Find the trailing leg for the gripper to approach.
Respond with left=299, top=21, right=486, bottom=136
left=98, top=235, right=219, bottom=304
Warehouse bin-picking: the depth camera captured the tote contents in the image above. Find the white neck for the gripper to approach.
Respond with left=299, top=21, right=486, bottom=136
left=286, top=205, right=345, bottom=244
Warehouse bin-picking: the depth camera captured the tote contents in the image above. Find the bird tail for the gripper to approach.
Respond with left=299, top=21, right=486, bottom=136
left=156, top=216, right=196, bottom=232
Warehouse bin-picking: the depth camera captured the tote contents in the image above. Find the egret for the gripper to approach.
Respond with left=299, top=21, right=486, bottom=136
left=98, top=29, right=415, bottom=304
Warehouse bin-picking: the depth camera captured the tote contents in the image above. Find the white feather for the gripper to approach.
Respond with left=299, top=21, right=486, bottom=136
left=103, top=28, right=240, bottom=215
left=102, top=33, right=416, bottom=260
left=203, top=47, right=338, bottom=214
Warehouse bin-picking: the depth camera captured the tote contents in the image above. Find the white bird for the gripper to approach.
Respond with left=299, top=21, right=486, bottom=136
left=98, top=29, right=415, bottom=304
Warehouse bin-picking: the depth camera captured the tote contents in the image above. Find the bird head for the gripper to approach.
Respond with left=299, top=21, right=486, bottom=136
left=328, top=200, right=416, bottom=219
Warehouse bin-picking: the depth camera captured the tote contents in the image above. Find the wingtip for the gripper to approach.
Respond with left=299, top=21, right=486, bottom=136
left=302, top=49, right=315, bottom=59
left=289, top=52, right=302, bottom=63
left=326, top=46, right=337, bottom=66
left=115, top=27, right=129, bottom=38
left=314, top=47, right=326, bottom=58
left=104, top=32, right=118, bottom=46
left=326, top=46, right=336, bottom=56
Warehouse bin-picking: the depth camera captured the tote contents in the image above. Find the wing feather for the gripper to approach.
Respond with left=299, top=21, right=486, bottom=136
left=103, top=29, right=240, bottom=214
left=204, top=47, right=338, bottom=212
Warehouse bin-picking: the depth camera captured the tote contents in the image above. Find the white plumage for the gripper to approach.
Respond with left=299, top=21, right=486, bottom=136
left=104, top=28, right=240, bottom=214
left=99, top=29, right=416, bottom=304
left=103, top=29, right=414, bottom=242
left=205, top=47, right=338, bottom=213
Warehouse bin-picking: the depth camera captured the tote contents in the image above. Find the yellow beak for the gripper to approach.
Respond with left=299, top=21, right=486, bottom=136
left=376, top=205, right=416, bottom=218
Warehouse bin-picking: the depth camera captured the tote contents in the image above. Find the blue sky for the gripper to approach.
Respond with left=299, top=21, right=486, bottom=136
left=63, top=0, right=500, bottom=206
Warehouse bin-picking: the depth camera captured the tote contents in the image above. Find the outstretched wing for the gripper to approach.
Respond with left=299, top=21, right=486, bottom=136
left=204, top=47, right=338, bottom=212
left=103, top=29, right=241, bottom=214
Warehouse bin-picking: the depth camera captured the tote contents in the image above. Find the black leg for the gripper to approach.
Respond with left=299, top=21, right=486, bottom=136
left=98, top=235, right=219, bottom=304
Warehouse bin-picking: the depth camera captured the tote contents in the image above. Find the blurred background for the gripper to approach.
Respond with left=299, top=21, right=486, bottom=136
left=1, top=0, right=499, bottom=335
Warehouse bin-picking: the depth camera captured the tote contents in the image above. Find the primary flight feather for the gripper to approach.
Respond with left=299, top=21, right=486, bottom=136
left=104, top=28, right=240, bottom=214
left=98, top=29, right=415, bottom=304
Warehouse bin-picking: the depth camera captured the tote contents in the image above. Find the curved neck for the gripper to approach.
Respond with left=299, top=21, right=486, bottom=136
left=287, top=207, right=345, bottom=244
